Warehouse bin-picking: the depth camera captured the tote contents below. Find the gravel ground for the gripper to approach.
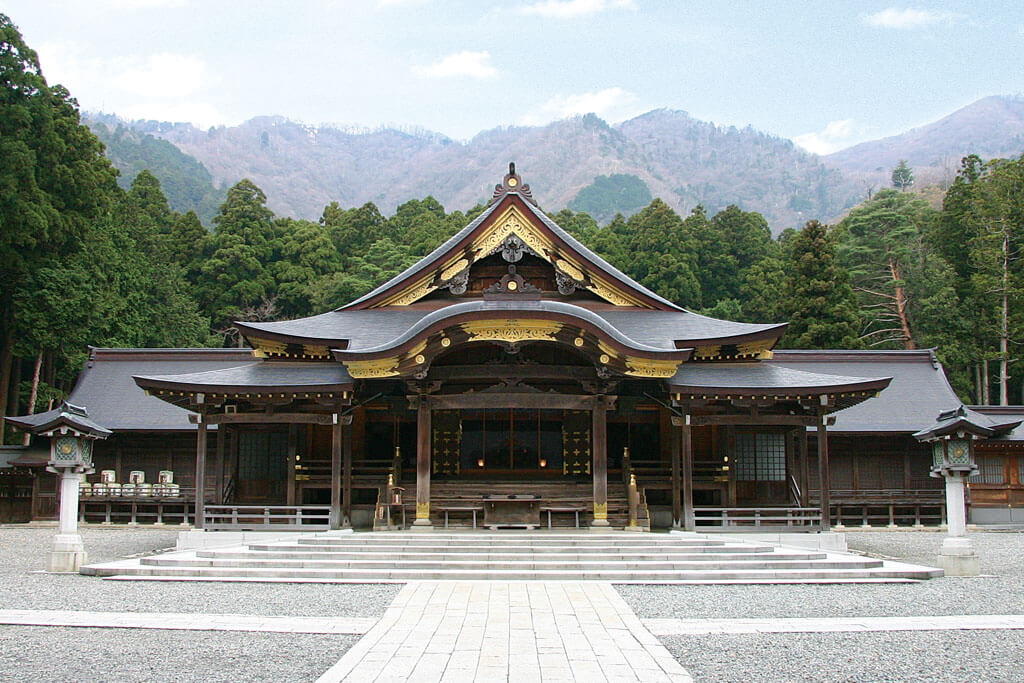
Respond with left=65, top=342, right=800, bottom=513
left=617, top=530, right=1024, bottom=619
left=620, top=530, right=1024, bottom=683
left=0, top=626, right=358, bottom=683
left=0, top=526, right=402, bottom=616
left=662, top=630, right=1024, bottom=683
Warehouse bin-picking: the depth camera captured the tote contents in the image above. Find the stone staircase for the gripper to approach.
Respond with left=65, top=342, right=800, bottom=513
left=81, top=531, right=942, bottom=583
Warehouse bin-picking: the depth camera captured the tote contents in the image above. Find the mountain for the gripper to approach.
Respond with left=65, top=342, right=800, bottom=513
left=825, top=95, right=1024, bottom=188
left=87, top=114, right=225, bottom=226
left=85, top=96, right=1024, bottom=234
left=93, top=111, right=861, bottom=233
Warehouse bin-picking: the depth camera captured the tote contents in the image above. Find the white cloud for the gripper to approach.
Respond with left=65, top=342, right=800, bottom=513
left=412, top=51, right=497, bottom=79
left=519, top=0, right=634, bottom=19
left=793, top=119, right=861, bottom=155
left=863, top=8, right=960, bottom=29
left=521, top=87, right=642, bottom=125
left=94, top=0, right=189, bottom=9
left=113, top=53, right=212, bottom=98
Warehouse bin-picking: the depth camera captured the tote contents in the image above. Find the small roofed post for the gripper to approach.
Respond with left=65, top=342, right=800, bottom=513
left=913, top=406, right=1017, bottom=576
left=7, top=401, right=111, bottom=572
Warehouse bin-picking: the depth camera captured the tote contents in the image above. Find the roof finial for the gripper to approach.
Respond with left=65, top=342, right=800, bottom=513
left=490, top=162, right=537, bottom=206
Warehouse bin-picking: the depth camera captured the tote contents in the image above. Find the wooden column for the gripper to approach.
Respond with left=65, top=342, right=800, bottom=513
left=330, top=415, right=342, bottom=530
left=817, top=416, right=831, bottom=529
left=286, top=423, right=297, bottom=506
left=798, top=427, right=810, bottom=507
left=670, top=416, right=682, bottom=529
left=681, top=415, right=695, bottom=530
left=215, top=426, right=226, bottom=504
left=194, top=420, right=207, bottom=530
left=591, top=395, right=609, bottom=527
left=413, top=398, right=432, bottom=527
left=342, top=417, right=353, bottom=528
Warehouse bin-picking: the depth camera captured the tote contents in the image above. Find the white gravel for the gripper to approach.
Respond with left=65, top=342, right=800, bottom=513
left=619, top=530, right=1024, bottom=682
left=0, top=526, right=401, bottom=617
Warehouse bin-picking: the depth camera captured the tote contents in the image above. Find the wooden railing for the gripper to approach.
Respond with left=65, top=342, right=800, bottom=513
left=203, top=504, right=331, bottom=530
left=695, top=506, right=822, bottom=530
left=823, top=489, right=945, bottom=527
left=80, top=489, right=198, bottom=525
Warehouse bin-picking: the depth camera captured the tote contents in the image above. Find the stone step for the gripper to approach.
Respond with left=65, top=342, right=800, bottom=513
left=265, top=542, right=762, bottom=554
left=141, top=557, right=882, bottom=571
left=89, top=565, right=940, bottom=581
left=293, top=536, right=729, bottom=548
left=199, top=550, right=822, bottom=562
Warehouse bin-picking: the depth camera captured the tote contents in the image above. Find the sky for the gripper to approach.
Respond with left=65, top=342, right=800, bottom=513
left=6, top=0, right=1024, bottom=154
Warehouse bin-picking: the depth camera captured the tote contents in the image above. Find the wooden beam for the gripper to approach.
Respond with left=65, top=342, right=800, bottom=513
left=192, top=413, right=336, bottom=425
left=215, top=426, right=225, bottom=504
left=428, top=365, right=599, bottom=381
left=799, top=427, right=809, bottom=507
left=689, top=414, right=818, bottom=427
left=286, top=423, right=297, bottom=506
left=427, top=393, right=598, bottom=411
left=682, top=415, right=695, bottom=531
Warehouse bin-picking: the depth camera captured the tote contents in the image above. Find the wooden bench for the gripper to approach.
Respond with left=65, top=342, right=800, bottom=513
left=539, top=505, right=584, bottom=529
left=435, top=504, right=484, bottom=528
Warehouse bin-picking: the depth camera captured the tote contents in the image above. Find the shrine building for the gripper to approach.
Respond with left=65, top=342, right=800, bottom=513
left=4, top=165, right=1024, bottom=530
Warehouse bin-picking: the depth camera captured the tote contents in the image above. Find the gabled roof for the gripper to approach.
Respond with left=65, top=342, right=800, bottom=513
left=771, top=349, right=962, bottom=433
left=340, top=165, right=683, bottom=311
left=67, top=348, right=254, bottom=431
left=6, top=400, right=112, bottom=439
left=134, top=361, right=353, bottom=396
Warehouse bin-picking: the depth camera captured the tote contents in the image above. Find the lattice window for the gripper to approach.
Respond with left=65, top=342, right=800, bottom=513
left=969, top=454, right=1005, bottom=484
left=734, top=433, right=786, bottom=482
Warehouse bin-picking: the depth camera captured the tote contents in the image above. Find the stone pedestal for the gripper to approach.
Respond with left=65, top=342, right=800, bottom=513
left=50, top=469, right=87, bottom=572
left=936, top=536, right=980, bottom=576
left=48, top=533, right=87, bottom=572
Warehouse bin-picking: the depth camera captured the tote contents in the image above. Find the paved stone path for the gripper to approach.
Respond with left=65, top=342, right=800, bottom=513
left=644, top=614, right=1024, bottom=635
left=316, top=581, right=692, bottom=683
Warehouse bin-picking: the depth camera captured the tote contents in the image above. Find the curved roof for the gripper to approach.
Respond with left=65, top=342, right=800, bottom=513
left=236, top=305, right=785, bottom=352
left=332, top=300, right=692, bottom=360
left=134, top=361, right=353, bottom=395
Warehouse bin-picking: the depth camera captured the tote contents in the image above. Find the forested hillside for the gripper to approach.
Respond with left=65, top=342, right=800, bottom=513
left=3, top=14, right=1024, bottom=445
left=92, top=109, right=861, bottom=234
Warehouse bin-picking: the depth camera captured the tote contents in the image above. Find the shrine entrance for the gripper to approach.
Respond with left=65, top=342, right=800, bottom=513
left=431, top=409, right=591, bottom=478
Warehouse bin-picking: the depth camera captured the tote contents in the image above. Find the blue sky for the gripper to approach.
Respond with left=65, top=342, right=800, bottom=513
left=7, top=1, right=1023, bottom=153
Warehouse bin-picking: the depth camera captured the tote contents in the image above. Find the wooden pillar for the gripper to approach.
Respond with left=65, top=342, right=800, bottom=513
left=670, top=416, right=682, bottom=529
left=592, top=395, right=609, bottom=527
left=286, top=423, right=297, bottom=506
left=330, top=415, right=342, bottom=530
left=215, top=426, right=226, bottom=504
left=817, top=416, right=831, bottom=529
left=681, top=415, right=695, bottom=530
left=798, top=427, right=809, bottom=507
left=194, top=420, right=207, bottom=530
left=342, top=416, right=353, bottom=528
left=413, top=398, right=432, bottom=527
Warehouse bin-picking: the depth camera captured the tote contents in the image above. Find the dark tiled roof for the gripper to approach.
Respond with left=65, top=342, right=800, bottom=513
left=771, top=350, right=963, bottom=433
left=68, top=348, right=254, bottom=431
left=339, top=192, right=683, bottom=311
left=237, top=306, right=785, bottom=351
left=968, top=406, right=1024, bottom=442
left=669, top=362, right=890, bottom=393
left=6, top=400, right=112, bottom=438
left=134, top=361, right=352, bottom=393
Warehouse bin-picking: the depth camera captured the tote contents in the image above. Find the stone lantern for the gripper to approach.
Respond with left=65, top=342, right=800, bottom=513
left=7, top=401, right=111, bottom=572
left=913, top=405, right=1018, bottom=576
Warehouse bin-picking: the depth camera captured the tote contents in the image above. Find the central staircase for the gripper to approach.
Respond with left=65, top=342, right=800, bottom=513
left=82, top=531, right=941, bottom=583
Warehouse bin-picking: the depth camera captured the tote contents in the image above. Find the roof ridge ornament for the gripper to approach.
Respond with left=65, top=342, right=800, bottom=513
left=490, top=162, right=537, bottom=206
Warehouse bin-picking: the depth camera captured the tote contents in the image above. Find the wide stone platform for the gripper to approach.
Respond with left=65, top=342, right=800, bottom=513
left=81, top=530, right=941, bottom=583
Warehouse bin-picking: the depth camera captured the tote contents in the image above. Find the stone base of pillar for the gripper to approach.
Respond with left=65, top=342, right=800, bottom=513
left=48, top=533, right=87, bottom=572
left=937, top=536, right=980, bottom=576
left=590, top=519, right=610, bottom=528
left=411, top=518, right=433, bottom=531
